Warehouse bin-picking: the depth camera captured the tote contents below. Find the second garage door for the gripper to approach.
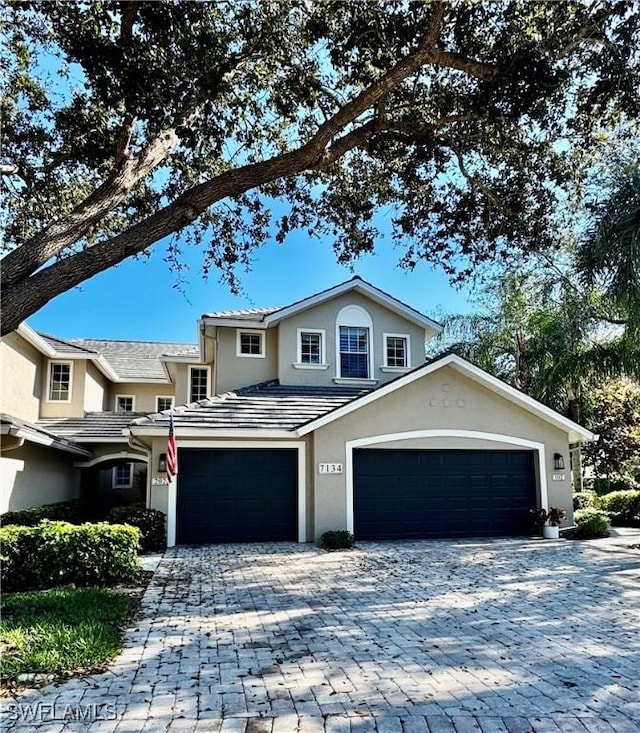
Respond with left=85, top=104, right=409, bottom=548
left=177, top=448, right=298, bottom=544
left=354, top=448, right=536, bottom=540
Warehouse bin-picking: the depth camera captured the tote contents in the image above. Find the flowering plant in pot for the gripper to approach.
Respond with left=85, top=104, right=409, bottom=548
left=530, top=507, right=566, bottom=538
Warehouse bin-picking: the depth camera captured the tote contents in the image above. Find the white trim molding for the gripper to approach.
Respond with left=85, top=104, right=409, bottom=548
left=296, top=328, right=326, bottom=366
left=236, top=329, right=265, bottom=358
left=46, top=360, right=73, bottom=403
left=75, top=452, right=148, bottom=468
left=263, top=277, right=442, bottom=333
left=115, top=394, right=136, bottom=412
left=298, top=353, right=595, bottom=443
left=166, top=440, right=307, bottom=548
left=155, top=395, right=175, bottom=412
left=344, top=430, right=549, bottom=534
left=382, top=332, right=411, bottom=369
left=336, top=304, right=374, bottom=380
left=112, top=463, right=134, bottom=489
left=188, top=364, right=211, bottom=402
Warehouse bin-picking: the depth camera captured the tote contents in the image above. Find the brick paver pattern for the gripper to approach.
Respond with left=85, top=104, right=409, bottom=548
left=2, top=538, right=639, bottom=732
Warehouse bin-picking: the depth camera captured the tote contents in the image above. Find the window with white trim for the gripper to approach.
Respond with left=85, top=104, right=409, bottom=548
left=115, top=395, right=135, bottom=413
left=384, top=334, right=409, bottom=368
left=236, top=329, right=265, bottom=357
left=156, top=396, right=174, bottom=412
left=48, top=361, right=72, bottom=402
left=112, top=463, right=133, bottom=489
left=189, top=367, right=209, bottom=402
left=336, top=305, right=373, bottom=380
left=339, top=327, right=369, bottom=378
left=299, top=331, right=323, bottom=364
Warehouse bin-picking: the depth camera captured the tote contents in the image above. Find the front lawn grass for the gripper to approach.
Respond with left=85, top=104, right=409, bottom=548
left=0, top=587, right=136, bottom=683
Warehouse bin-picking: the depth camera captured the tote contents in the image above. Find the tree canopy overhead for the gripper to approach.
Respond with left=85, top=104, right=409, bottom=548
left=2, top=0, right=639, bottom=335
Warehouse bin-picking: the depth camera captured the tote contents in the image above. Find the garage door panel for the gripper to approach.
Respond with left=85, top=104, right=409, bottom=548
left=177, top=448, right=297, bottom=544
left=354, top=449, right=536, bottom=540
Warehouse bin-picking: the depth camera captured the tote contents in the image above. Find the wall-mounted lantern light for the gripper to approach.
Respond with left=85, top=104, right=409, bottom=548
left=158, top=453, right=167, bottom=473
left=553, top=453, right=565, bottom=470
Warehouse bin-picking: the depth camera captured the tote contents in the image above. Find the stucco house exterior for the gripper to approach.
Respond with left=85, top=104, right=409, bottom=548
left=1, top=277, right=594, bottom=543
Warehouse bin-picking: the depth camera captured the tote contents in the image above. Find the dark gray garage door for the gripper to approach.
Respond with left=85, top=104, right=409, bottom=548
left=354, top=449, right=536, bottom=540
left=177, top=448, right=297, bottom=544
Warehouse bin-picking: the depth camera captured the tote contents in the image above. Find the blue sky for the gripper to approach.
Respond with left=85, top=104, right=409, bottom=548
left=29, top=231, right=476, bottom=344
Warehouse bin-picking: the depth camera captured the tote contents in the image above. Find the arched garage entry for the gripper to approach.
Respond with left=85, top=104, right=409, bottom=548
left=346, top=430, right=547, bottom=540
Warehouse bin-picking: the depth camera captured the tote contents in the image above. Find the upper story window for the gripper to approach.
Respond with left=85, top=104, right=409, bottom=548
left=335, top=304, right=373, bottom=380
left=115, top=395, right=135, bottom=413
left=112, top=463, right=133, bottom=489
left=383, top=333, right=410, bottom=369
left=156, top=396, right=174, bottom=412
left=340, top=327, right=369, bottom=378
left=48, top=361, right=72, bottom=402
left=189, top=366, right=209, bottom=402
left=236, top=329, right=265, bottom=358
left=296, top=328, right=326, bottom=365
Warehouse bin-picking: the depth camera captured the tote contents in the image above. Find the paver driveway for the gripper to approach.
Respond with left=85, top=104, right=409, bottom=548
left=2, top=538, right=640, bottom=732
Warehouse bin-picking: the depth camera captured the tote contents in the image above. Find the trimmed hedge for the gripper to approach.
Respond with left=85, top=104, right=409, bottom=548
left=320, top=530, right=355, bottom=550
left=573, top=509, right=610, bottom=539
left=573, top=490, right=600, bottom=511
left=0, top=520, right=141, bottom=592
left=106, top=504, right=166, bottom=553
left=0, top=500, right=82, bottom=527
left=598, top=489, right=640, bottom=526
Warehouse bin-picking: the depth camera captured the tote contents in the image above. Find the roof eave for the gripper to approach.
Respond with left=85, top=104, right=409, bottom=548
left=298, top=353, right=596, bottom=441
left=263, top=279, right=442, bottom=333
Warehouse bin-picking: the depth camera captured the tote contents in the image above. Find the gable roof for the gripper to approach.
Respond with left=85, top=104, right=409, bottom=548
left=296, top=353, right=596, bottom=443
left=202, top=277, right=442, bottom=333
left=71, top=339, right=199, bottom=382
left=16, top=323, right=200, bottom=383
left=128, top=381, right=370, bottom=436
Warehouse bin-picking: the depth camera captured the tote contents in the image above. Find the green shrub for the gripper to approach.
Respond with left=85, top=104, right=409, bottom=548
left=573, top=509, right=610, bottom=539
left=586, top=474, right=640, bottom=496
left=0, top=521, right=141, bottom=592
left=320, top=530, right=355, bottom=550
left=573, top=490, right=600, bottom=511
left=598, top=489, right=640, bottom=526
left=106, top=504, right=166, bottom=552
left=0, top=500, right=82, bottom=527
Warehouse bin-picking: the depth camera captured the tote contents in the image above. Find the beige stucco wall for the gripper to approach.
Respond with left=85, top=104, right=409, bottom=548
left=0, top=443, right=80, bottom=513
left=106, top=382, right=174, bottom=413
left=0, top=333, right=44, bottom=422
left=215, top=327, right=278, bottom=393
left=311, top=365, right=574, bottom=540
left=39, top=359, right=88, bottom=418
left=276, top=291, right=428, bottom=387
left=85, top=362, right=108, bottom=412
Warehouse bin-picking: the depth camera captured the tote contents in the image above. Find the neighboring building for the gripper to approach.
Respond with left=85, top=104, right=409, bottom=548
left=1, top=277, right=594, bottom=542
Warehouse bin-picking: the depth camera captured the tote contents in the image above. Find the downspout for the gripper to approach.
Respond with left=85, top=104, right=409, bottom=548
left=127, top=432, right=152, bottom=508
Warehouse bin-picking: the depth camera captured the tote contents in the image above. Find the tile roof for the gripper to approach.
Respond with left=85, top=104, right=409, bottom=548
left=131, top=381, right=370, bottom=431
left=2, top=413, right=90, bottom=455
left=70, top=339, right=199, bottom=381
left=37, top=412, right=148, bottom=441
left=38, top=333, right=98, bottom=355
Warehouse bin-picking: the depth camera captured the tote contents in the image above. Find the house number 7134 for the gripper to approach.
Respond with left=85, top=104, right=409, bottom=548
left=318, top=463, right=343, bottom=474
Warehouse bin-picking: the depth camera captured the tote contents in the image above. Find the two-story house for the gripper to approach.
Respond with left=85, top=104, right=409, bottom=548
left=1, top=277, right=594, bottom=542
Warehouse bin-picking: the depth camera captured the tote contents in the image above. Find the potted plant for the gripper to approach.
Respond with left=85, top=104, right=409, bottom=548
left=530, top=507, right=566, bottom=538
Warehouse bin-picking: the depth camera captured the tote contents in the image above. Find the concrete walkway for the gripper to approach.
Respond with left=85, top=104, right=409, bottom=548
left=2, top=536, right=640, bottom=732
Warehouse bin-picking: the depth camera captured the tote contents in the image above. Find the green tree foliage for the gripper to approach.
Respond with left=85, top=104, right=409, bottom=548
left=1, top=1, right=639, bottom=333
left=576, top=158, right=640, bottom=337
left=431, top=268, right=639, bottom=423
left=582, top=378, right=640, bottom=477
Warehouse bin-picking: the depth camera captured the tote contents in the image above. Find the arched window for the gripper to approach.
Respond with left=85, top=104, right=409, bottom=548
left=336, top=305, right=373, bottom=379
